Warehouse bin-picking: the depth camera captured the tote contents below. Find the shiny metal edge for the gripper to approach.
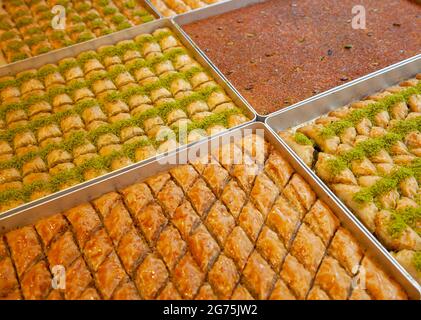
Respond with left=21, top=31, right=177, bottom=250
left=0, top=121, right=419, bottom=299
left=0, top=18, right=256, bottom=217
left=265, top=56, right=421, bottom=292
left=0, top=0, right=162, bottom=72
left=266, top=54, right=421, bottom=129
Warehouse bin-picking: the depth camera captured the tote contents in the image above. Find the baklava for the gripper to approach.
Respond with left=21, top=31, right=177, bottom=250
left=0, top=133, right=407, bottom=300
left=279, top=74, right=421, bottom=284
left=0, top=0, right=155, bottom=63
left=0, top=27, right=249, bottom=213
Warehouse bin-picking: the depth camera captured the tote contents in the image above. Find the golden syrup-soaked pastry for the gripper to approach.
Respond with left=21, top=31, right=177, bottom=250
left=156, top=226, right=186, bottom=271
left=156, top=179, right=184, bottom=215
left=78, top=287, right=101, bottom=300
left=330, top=184, right=377, bottom=232
left=298, top=124, right=340, bottom=154
left=290, top=224, right=325, bottom=275
left=172, top=200, right=201, bottom=239
left=145, top=173, right=171, bottom=196
left=208, top=254, right=239, bottom=299
left=121, top=183, right=154, bottom=216
left=224, top=226, right=253, bottom=271
left=288, top=174, right=316, bottom=211
left=13, top=130, right=37, bottom=149
left=393, top=250, right=421, bottom=284
left=0, top=168, right=21, bottom=184
left=221, top=180, right=246, bottom=219
left=5, top=226, right=42, bottom=278
left=349, top=288, right=372, bottom=300
left=399, top=176, right=418, bottom=199
left=5, top=108, right=27, bottom=127
left=239, top=202, right=264, bottom=242
left=157, top=282, right=182, bottom=300
left=315, top=153, right=357, bottom=185
left=173, top=253, right=204, bottom=299
left=202, top=161, right=230, bottom=196
left=64, top=203, right=102, bottom=249
left=95, top=252, right=128, bottom=300
left=112, top=281, right=141, bottom=300
left=83, top=229, right=114, bottom=272
left=195, top=283, right=217, bottom=300
left=231, top=284, right=254, bottom=300
left=314, top=256, right=351, bottom=300
left=187, top=178, right=215, bottom=217
left=243, top=251, right=276, bottom=300
left=133, top=202, right=168, bottom=246
left=375, top=210, right=421, bottom=251
left=266, top=195, right=301, bottom=246
left=241, top=132, right=270, bottom=165
left=188, top=224, right=220, bottom=271
left=0, top=256, right=19, bottom=298
left=205, top=201, right=235, bottom=246
left=280, top=131, right=315, bottom=167
left=214, top=142, right=243, bottom=171
left=250, top=173, right=279, bottom=216
left=231, top=157, right=260, bottom=194
left=93, top=193, right=133, bottom=246
left=46, top=149, right=72, bottom=168
left=64, top=257, right=94, bottom=300
left=22, top=157, right=47, bottom=177
left=20, top=261, right=52, bottom=300
left=269, top=279, right=296, bottom=300
left=303, top=200, right=339, bottom=246
left=307, top=286, right=330, bottom=300
left=265, top=150, right=295, bottom=189
left=170, top=165, right=198, bottom=192
left=280, top=254, right=312, bottom=300
left=46, top=231, right=80, bottom=268
left=117, top=228, right=149, bottom=276
left=282, top=182, right=307, bottom=218
left=46, top=290, right=62, bottom=300
left=256, top=226, right=287, bottom=272
left=35, top=214, right=68, bottom=248
left=361, top=256, right=407, bottom=300
left=328, top=227, right=364, bottom=275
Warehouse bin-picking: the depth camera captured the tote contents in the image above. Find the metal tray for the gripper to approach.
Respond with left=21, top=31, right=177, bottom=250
left=0, top=0, right=162, bottom=69
left=0, top=121, right=419, bottom=299
left=0, top=17, right=256, bottom=217
left=266, top=54, right=421, bottom=290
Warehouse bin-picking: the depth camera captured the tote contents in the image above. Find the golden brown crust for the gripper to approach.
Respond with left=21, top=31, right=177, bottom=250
left=208, top=254, right=239, bottom=299
left=0, top=134, right=407, bottom=300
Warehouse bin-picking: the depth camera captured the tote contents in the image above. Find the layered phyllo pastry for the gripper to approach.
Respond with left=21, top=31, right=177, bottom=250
left=149, top=0, right=222, bottom=17
left=0, top=27, right=249, bottom=213
left=279, top=74, right=421, bottom=284
left=0, top=133, right=407, bottom=300
left=0, top=0, right=155, bottom=64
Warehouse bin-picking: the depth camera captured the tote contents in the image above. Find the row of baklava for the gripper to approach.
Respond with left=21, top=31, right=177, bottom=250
left=280, top=74, right=421, bottom=284
left=0, top=27, right=249, bottom=213
left=0, top=133, right=407, bottom=300
left=0, top=0, right=155, bottom=63
left=150, top=0, right=222, bottom=17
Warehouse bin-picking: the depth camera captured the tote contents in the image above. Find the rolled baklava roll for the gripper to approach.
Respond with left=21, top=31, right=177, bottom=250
left=153, top=28, right=183, bottom=53
left=59, top=58, right=85, bottom=82
left=150, top=0, right=176, bottom=17
left=135, top=34, right=163, bottom=60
